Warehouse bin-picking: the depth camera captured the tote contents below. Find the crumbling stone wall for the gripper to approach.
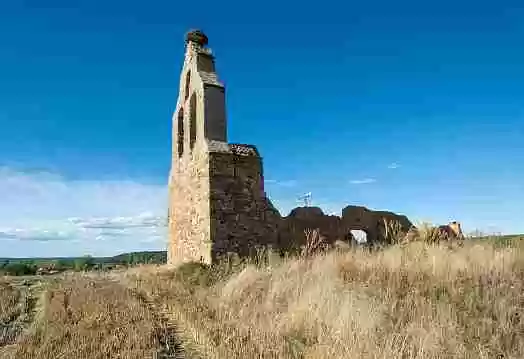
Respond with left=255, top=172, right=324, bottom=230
left=208, top=144, right=280, bottom=261
left=341, top=205, right=413, bottom=245
left=167, top=30, right=414, bottom=266
left=276, top=207, right=343, bottom=254
left=274, top=206, right=414, bottom=253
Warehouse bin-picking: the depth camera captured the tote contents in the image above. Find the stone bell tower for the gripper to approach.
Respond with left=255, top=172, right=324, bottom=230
left=167, top=30, right=279, bottom=266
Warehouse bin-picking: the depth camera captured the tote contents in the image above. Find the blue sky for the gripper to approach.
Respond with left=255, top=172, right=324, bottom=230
left=0, top=0, right=523, bottom=257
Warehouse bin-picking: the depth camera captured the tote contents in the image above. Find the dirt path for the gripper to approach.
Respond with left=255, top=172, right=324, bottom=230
left=126, top=286, right=186, bottom=359
left=2, top=274, right=186, bottom=358
left=115, top=271, right=212, bottom=359
left=94, top=273, right=187, bottom=359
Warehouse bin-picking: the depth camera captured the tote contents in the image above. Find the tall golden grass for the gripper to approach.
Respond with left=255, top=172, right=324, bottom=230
left=0, top=281, right=20, bottom=324
left=125, top=236, right=524, bottom=359
left=1, top=233, right=523, bottom=358
left=7, top=277, right=162, bottom=359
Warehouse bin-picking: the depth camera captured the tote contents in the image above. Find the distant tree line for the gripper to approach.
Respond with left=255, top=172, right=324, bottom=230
left=0, top=251, right=166, bottom=276
left=0, top=261, right=38, bottom=276
left=111, top=251, right=166, bottom=266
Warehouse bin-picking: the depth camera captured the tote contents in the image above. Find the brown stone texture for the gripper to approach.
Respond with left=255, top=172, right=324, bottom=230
left=208, top=144, right=280, bottom=261
left=341, top=205, right=413, bottom=245
left=274, top=206, right=414, bottom=253
left=168, top=30, right=414, bottom=266
left=168, top=146, right=212, bottom=266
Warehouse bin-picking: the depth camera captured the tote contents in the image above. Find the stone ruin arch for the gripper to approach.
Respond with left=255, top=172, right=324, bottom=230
left=349, top=229, right=367, bottom=244
left=189, top=92, right=197, bottom=150
left=176, top=110, right=184, bottom=157
left=275, top=206, right=413, bottom=254
left=167, top=30, right=414, bottom=266
left=184, top=70, right=191, bottom=101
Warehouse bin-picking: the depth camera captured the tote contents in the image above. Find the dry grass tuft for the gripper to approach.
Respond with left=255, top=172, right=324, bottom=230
left=404, top=221, right=464, bottom=245
left=301, top=229, right=327, bottom=257
left=382, top=218, right=406, bottom=245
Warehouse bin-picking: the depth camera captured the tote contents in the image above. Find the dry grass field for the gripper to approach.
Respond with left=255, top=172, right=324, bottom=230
left=1, top=232, right=523, bottom=359
left=1, top=278, right=41, bottom=350
left=0, top=281, right=20, bottom=325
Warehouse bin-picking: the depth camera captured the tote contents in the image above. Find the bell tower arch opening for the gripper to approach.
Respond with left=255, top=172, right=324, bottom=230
left=177, top=109, right=184, bottom=157
left=184, top=71, right=191, bottom=101
left=189, top=92, right=197, bottom=150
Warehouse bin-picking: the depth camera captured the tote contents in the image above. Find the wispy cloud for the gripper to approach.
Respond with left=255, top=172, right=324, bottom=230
left=0, top=167, right=167, bottom=257
left=349, top=178, right=376, bottom=185
left=265, top=179, right=298, bottom=187
left=387, top=162, right=400, bottom=169
left=68, top=213, right=166, bottom=230
left=0, top=228, right=75, bottom=242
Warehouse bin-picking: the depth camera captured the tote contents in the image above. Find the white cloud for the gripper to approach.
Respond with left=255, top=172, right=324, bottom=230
left=0, top=167, right=167, bottom=257
left=387, top=162, right=400, bottom=169
left=349, top=178, right=376, bottom=185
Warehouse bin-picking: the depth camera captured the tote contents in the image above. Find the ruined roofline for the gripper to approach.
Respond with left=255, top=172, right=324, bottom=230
left=285, top=205, right=412, bottom=221
left=206, top=141, right=261, bottom=157
left=228, top=143, right=260, bottom=157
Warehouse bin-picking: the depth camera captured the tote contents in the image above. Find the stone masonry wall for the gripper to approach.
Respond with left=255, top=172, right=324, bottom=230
left=208, top=145, right=280, bottom=261
left=276, top=207, right=344, bottom=254
left=168, top=144, right=212, bottom=266
left=277, top=206, right=414, bottom=251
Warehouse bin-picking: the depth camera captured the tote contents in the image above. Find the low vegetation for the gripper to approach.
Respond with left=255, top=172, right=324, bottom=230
left=1, top=230, right=523, bottom=358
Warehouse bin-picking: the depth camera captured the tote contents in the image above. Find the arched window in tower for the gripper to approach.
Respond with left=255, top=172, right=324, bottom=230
left=189, top=93, right=197, bottom=149
left=177, top=108, right=184, bottom=157
left=184, top=71, right=191, bottom=101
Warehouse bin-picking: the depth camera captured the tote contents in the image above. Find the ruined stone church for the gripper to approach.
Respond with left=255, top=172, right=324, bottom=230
left=167, top=30, right=413, bottom=266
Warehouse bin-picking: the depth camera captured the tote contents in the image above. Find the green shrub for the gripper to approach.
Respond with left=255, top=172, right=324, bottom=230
left=1, top=262, right=37, bottom=276
left=174, top=262, right=215, bottom=288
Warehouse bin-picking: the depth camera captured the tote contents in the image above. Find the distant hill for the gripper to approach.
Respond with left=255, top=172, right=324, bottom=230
left=0, top=250, right=167, bottom=266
